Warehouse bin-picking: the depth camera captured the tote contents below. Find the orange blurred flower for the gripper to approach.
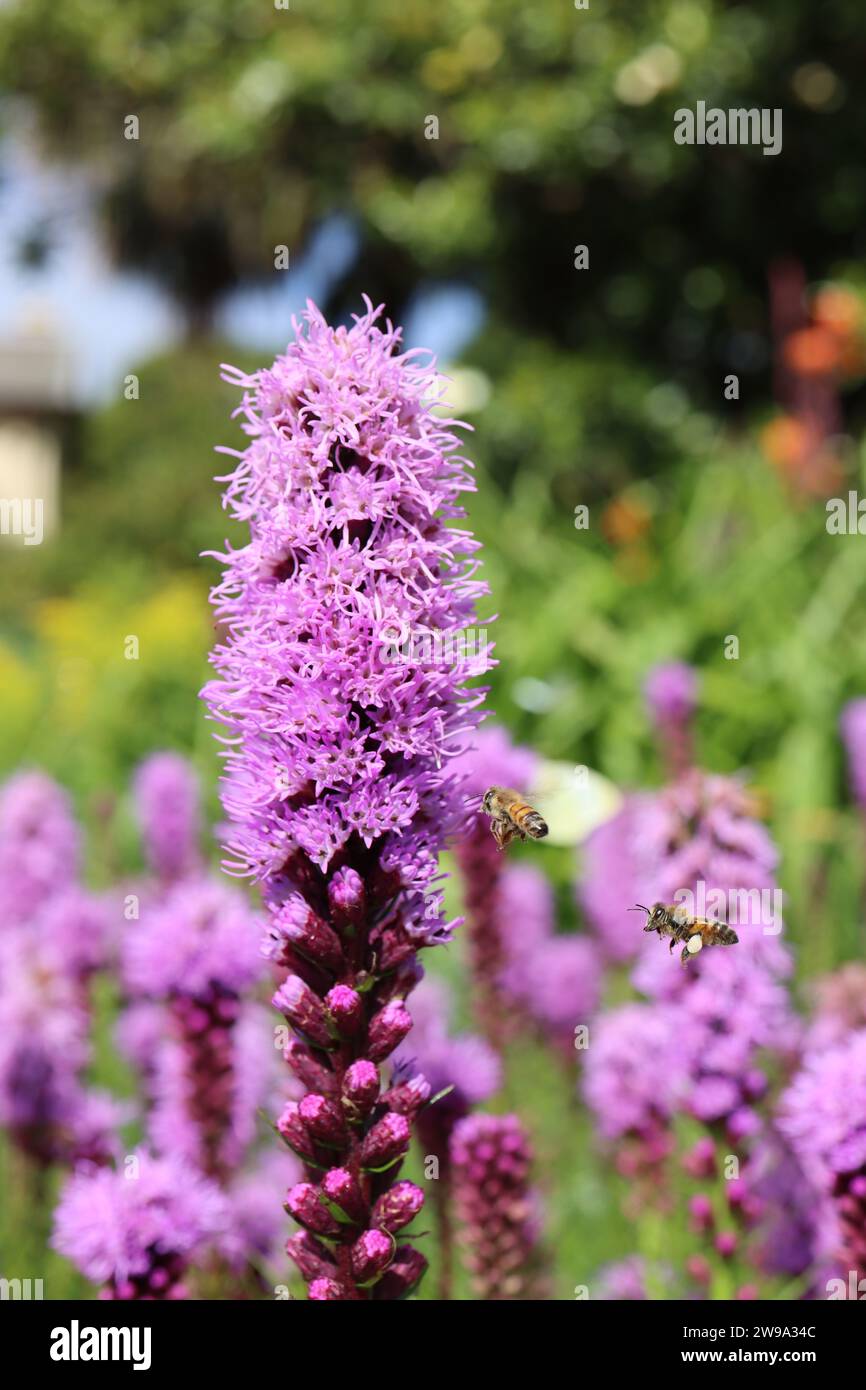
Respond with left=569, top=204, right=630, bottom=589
left=783, top=326, right=843, bottom=376
left=760, top=415, right=809, bottom=467
left=601, top=494, right=651, bottom=546
left=812, top=286, right=861, bottom=339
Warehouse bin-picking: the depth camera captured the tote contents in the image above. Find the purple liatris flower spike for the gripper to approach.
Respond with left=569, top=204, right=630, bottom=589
left=623, top=771, right=797, bottom=1144
left=124, top=878, right=262, bottom=1181
left=507, top=934, right=601, bottom=1060
left=778, top=1028, right=866, bottom=1285
left=660, top=954, right=798, bottom=1139
left=149, top=1002, right=281, bottom=1185
left=31, top=886, right=112, bottom=984
left=201, top=298, right=490, bottom=1299
left=630, top=770, right=791, bottom=997
left=52, top=1150, right=227, bottom=1299
left=453, top=728, right=538, bottom=1049
left=133, top=752, right=202, bottom=885
left=747, top=1132, right=818, bottom=1280
left=644, top=662, right=698, bottom=778
left=451, top=1113, right=546, bottom=1300
left=0, top=926, right=117, bottom=1166
left=495, top=868, right=601, bottom=1059
left=583, top=1001, right=687, bottom=1200
left=579, top=797, right=651, bottom=964
left=591, top=770, right=798, bottom=1256
left=0, top=770, right=79, bottom=924
left=124, top=878, right=261, bottom=1001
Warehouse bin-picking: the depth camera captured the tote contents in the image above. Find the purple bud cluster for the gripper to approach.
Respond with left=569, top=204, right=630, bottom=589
left=451, top=1113, right=545, bottom=1299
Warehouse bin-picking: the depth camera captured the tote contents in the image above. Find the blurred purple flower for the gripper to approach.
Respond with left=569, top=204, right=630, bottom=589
left=0, top=926, right=105, bottom=1165
left=455, top=726, right=538, bottom=798
left=124, top=877, right=261, bottom=1000
left=393, top=977, right=501, bottom=1118
left=807, top=963, right=866, bottom=1051
left=124, top=879, right=264, bottom=1182
left=778, top=1029, right=866, bottom=1280
left=0, top=771, right=79, bottom=923
left=201, top=298, right=489, bottom=1299
left=583, top=1002, right=688, bottom=1143
left=668, top=956, right=798, bottom=1136
left=499, top=863, right=555, bottom=956
left=644, top=663, right=698, bottom=778
left=630, top=771, right=791, bottom=997
left=840, top=699, right=866, bottom=810
left=133, top=752, right=202, bottom=885
left=218, top=1148, right=303, bottom=1275
left=115, top=1000, right=165, bottom=1085
left=644, top=662, right=698, bottom=726
left=148, top=1002, right=279, bottom=1182
left=596, top=1255, right=651, bottom=1300
left=52, top=1150, right=228, bottom=1298
left=32, top=886, right=112, bottom=982
left=453, top=729, right=539, bottom=1050
left=748, top=1133, right=819, bottom=1280
left=579, top=798, right=649, bottom=963
left=501, top=929, right=602, bottom=1057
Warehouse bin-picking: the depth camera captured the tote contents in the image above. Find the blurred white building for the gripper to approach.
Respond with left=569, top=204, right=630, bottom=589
left=0, top=308, right=75, bottom=545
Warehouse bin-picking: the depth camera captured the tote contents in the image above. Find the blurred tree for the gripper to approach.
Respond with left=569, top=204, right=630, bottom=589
left=1, top=0, right=865, bottom=396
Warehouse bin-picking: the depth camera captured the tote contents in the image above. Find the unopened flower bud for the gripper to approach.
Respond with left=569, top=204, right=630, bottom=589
left=285, top=1182, right=342, bottom=1238
left=383, top=1072, right=431, bottom=1118
left=286, top=1231, right=337, bottom=1282
left=686, top=1255, right=712, bottom=1286
left=282, top=1038, right=338, bottom=1095
left=264, top=896, right=344, bottom=973
left=368, top=999, right=412, bottom=1062
left=360, top=1111, right=410, bottom=1170
left=374, top=1245, right=428, bottom=1300
left=375, top=926, right=416, bottom=973
left=682, top=1137, right=716, bottom=1179
left=688, top=1194, right=714, bottom=1233
left=272, top=975, right=333, bottom=1048
left=372, top=1181, right=424, bottom=1234
left=341, top=1060, right=380, bottom=1116
left=276, top=1101, right=317, bottom=1163
left=299, top=1093, right=348, bottom=1146
left=327, top=867, right=366, bottom=933
left=326, top=985, right=364, bottom=1038
left=322, top=1168, right=368, bottom=1225
left=350, top=1228, right=394, bottom=1284
left=309, top=1277, right=351, bottom=1300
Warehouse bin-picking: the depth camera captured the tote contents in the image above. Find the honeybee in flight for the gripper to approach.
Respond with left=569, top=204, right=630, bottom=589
left=482, top=786, right=549, bottom=851
left=631, top=902, right=739, bottom=966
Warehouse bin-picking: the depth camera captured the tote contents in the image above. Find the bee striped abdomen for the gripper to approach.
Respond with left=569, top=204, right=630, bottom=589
left=716, top=925, right=739, bottom=946
left=514, top=804, right=549, bottom=839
